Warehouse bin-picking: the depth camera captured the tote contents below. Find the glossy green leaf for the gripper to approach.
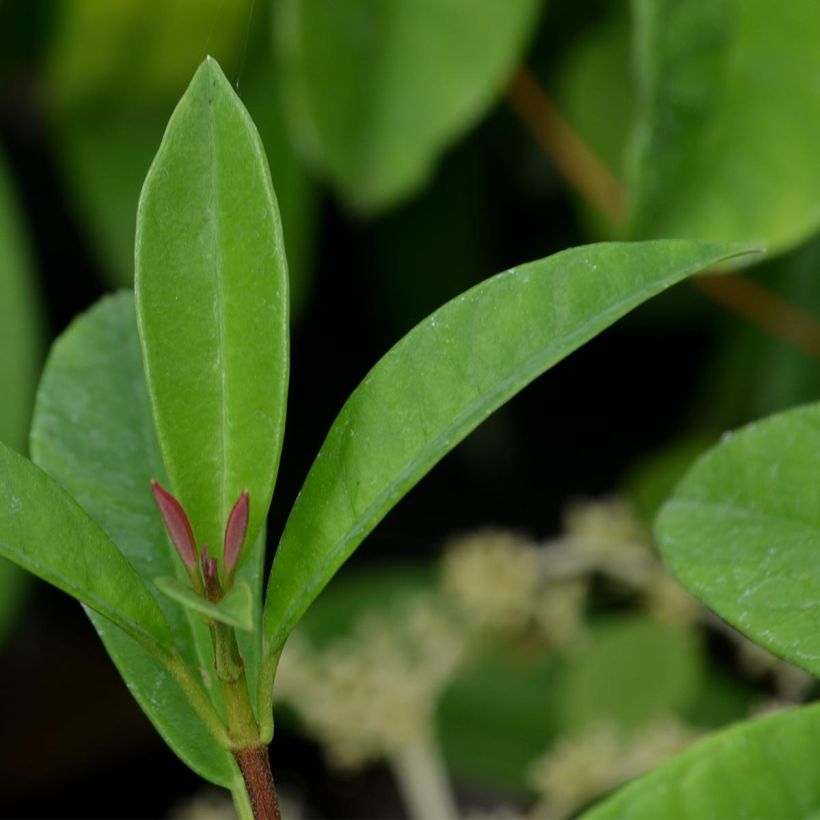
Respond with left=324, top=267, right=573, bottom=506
left=559, top=617, right=702, bottom=733
left=155, top=577, right=254, bottom=632
left=55, top=56, right=316, bottom=301
left=584, top=702, right=820, bottom=818
left=264, top=240, right=758, bottom=659
left=657, top=401, right=820, bottom=678
left=136, top=58, right=288, bottom=561
left=630, top=0, right=820, bottom=256
left=30, top=292, right=240, bottom=786
left=0, top=440, right=170, bottom=650
left=276, top=0, right=543, bottom=211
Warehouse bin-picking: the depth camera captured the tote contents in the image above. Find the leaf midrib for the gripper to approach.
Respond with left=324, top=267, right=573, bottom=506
left=205, top=71, right=230, bottom=542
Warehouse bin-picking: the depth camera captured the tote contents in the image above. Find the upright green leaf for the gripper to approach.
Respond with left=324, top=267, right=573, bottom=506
left=0, top=441, right=170, bottom=650
left=657, top=401, right=820, bottom=678
left=136, top=58, right=288, bottom=560
left=263, top=241, right=758, bottom=659
left=30, top=293, right=242, bottom=786
left=276, top=0, right=543, bottom=211
left=629, top=0, right=820, bottom=256
left=584, top=703, right=820, bottom=818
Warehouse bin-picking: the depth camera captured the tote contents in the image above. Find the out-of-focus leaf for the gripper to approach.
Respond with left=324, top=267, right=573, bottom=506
left=584, top=703, right=820, bottom=818
left=296, top=563, right=434, bottom=649
left=624, top=435, right=714, bottom=522
left=0, top=150, right=41, bottom=643
left=629, top=0, right=820, bottom=256
left=439, top=647, right=560, bottom=795
left=56, top=108, right=166, bottom=286
left=0, top=151, right=40, bottom=451
left=657, top=402, right=820, bottom=678
left=553, top=1, right=631, bottom=239
left=30, top=292, right=243, bottom=786
left=263, top=241, right=757, bottom=662
left=556, top=1, right=631, bottom=180
left=46, top=0, right=253, bottom=109
left=136, top=58, right=288, bottom=560
left=275, top=0, right=543, bottom=211
left=706, top=235, right=820, bottom=427
left=560, top=616, right=702, bottom=733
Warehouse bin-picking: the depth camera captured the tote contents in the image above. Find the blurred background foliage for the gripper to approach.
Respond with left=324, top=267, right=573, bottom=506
left=0, top=0, right=819, bottom=817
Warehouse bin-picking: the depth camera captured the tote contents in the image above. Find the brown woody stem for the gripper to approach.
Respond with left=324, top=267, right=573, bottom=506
left=235, top=745, right=281, bottom=820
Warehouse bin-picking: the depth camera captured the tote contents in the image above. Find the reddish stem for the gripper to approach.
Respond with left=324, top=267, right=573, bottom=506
left=234, top=745, right=281, bottom=820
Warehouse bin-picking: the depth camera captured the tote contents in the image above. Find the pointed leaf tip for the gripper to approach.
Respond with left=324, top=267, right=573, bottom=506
left=150, top=480, right=197, bottom=573
left=224, top=490, right=249, bottom=576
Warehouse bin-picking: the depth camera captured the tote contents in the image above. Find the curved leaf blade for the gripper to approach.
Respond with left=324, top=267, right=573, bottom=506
left=30, top=292, right=239, bottom=786
left=584, top=703, right=820, bottom=818
left=657, top=401, right=820, bottom=677
left=0, top=441, right=170, bottom=650
left=630, top=0, right=820, bottom=257
left=276, top=0, right=543, bottom=211
left=136, top=57, right=288, bottom=561
left=264, top=240, right=759, bottom=654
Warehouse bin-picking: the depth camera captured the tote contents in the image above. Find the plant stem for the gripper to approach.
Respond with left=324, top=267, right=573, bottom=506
left=211, top=621, right=281, bottom=818
left=506, top=67, right=627, bottom=225
left=390, top=738, right=459, bottom=820
left=235, top=745, right=281, bottom=820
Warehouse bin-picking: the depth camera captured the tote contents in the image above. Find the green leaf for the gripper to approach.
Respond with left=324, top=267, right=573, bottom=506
left=656, top=401, right=820, bottom=678
left=45, top=0, right=254, bottom=109
left=559, top=616, right=702, bottom=733
left=0, top=148, right=41, bottom=644
left=276, top=0, right=543, bottom=211
left=54, top=55, right=316, bottom=301
left=0, top=440, right=170, bottom=650
left=136, top=57, right=288, bottom=561
left=0, top=150, right=41, bottom=452
left=439, top=647, right=561, bottom=795
left=55, top=108, right=166, bottom=287
left=155, top=576, right=254, bottom=632
left=264, top=240, right=759, bottom=658
left=30, top=292, right=240, bottom=786
left=629, top=0, right=820, bottom=256
left=584, top=702, right=820, bottom=818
